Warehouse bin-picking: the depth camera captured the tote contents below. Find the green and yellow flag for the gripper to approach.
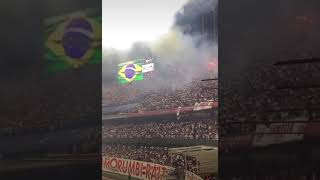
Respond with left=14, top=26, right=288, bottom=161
left=118, top=61, right=144, bottom=84
left=45, top=9, right=101, bottom=73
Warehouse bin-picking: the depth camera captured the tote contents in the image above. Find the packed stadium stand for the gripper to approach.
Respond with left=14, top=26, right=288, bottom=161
left=103, top=74, right=217, bottom=114
left=103, top=76, right=218, bottom=179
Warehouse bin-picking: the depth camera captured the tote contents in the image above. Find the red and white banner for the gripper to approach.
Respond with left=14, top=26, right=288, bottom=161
left=193, top=101, right=216, bottom=111
left=185, top=170, right=203, bottom=180
left=252, top=123, right=306, bottom=146
left=102, top=156, right=175, bottom=180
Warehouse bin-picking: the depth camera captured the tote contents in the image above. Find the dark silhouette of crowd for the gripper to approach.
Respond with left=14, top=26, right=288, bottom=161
left=220, top=59, right=320, bottom=137
left=0, top=69, right=100, bottom=136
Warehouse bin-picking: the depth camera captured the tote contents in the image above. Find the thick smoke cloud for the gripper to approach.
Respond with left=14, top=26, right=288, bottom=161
left=174, top=0, right=217, bottom=43
left=103, top=0, right=218, bottom=90
left=175, top=0, right=217, bottom=23
left=149, top=30, right=217, bottom=88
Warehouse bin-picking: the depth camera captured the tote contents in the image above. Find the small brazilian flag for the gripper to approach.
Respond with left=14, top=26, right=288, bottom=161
left=118, top=61, right=144, bottom=84
left=45, top=9, right=101, bottom=73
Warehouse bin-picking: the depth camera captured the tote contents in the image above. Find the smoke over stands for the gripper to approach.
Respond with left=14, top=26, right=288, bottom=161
left=102, top=0, right=218, bottom=89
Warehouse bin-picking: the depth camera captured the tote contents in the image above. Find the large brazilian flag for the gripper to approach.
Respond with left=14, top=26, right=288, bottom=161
left=118, top=61, right=144, bottom=84
left=45, top=9, right=101, bottom=73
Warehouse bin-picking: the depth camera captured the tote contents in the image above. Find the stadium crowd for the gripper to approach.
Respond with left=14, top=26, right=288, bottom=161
left=103, top=118, right=217, bottom=140
left=103, top=76, right=218, bottom=113
left=140, top=79, right=217, bottom=111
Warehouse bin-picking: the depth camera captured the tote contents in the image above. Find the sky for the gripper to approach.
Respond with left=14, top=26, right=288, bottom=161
left=103, top=0, right=188, bottom=50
